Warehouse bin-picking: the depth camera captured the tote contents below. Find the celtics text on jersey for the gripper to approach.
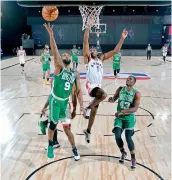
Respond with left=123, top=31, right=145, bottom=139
left=52, top=68, right=76, bottom=99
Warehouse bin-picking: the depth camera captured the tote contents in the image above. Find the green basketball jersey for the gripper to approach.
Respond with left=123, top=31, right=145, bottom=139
left=42, top=53, right=50, bottom=64
left=113, top=52, right=121, bottom=70
left=117, top=87, right=137, bottom=118
left=52, top=68, right=76, bottom=99
left=72, top=49, right=78, bottom=57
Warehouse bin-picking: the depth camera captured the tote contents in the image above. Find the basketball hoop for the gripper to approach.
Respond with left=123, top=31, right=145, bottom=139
left=79, top=5, right=104, bottom=31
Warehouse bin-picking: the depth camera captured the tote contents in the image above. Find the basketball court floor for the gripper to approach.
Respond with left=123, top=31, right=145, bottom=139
left=1, top=55, right=171, bottom=180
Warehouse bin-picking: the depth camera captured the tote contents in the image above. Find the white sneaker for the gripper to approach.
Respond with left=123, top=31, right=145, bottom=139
left=72, top=148, right=80, bottom=161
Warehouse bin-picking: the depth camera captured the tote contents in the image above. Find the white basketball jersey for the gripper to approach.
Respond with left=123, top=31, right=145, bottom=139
left=18, top=50, right=25, bottom=63
left=162, top=47, right=167, bottom=53
left=86, top=58, right=103, bottom=85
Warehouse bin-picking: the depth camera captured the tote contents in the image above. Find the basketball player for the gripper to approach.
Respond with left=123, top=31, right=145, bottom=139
left=17, top=46, right=26, bottom=74
left=113, top=51, right=121, bottom=79
left=71, top=45, right=79, bottom=69
left=43, top=23, right=85, bottom=159
left=40, top=79, right=78, bottom=151
left=83, top=20, right=128, bottom=143
left=108, top=76, right=141, bottom=170
left=40, top=48, right=51, bottom=84
left=45, top=44, right=50, bottom=51
left=162, top=44, right=168, bottom=63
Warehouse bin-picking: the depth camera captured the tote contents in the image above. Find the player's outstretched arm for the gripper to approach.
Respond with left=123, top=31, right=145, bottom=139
left=43, top=23, right=64, bottom=70
left=101, top=29, right=128, bottom=61
left=108, top=87, right=122, bottom=103
left=83, top=27, right=91, bottom=64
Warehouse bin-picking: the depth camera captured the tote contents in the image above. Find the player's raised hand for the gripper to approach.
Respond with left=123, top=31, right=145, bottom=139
left=121, top=29, right=128, bottom=39
left=87, top=16, right=94, bottom=29
left=43, top=23, right=54, bottom=35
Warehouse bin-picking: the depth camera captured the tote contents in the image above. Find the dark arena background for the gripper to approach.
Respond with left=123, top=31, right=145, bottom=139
left=1, top=1, right=171, bottom=180
left=1, top=1, right=171, bottom=56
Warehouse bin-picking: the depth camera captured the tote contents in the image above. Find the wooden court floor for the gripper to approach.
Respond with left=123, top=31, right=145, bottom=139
left=0, top=56, right=171, bottom=180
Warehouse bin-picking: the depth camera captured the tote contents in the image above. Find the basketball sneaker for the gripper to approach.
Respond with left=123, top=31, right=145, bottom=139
left=39, top=121, right=47, bottom=135
left=85, top=107, right=91, bottom=119
left=47, top=145, right=54, bottom=159
left=83, top=129, right=91, bottom=143
left=130, top=158, right=136, bottom=170
left=45, top=141, right=60, bottom=150
left=72, top=147, right=80, bottom=161
left=119, top=152, right=127, bottom=164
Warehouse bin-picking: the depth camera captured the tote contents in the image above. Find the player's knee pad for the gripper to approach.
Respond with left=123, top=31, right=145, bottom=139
left=49, top=121, right=57, bottom=131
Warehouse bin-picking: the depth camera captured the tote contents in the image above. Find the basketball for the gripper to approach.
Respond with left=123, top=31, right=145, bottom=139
left=42, top=6, right=59, bottom=21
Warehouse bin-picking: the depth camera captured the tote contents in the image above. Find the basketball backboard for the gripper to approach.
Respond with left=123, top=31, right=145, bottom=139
left=90, top=24, right=107, bottom=34
left=17, top=0, right=171, bottom=7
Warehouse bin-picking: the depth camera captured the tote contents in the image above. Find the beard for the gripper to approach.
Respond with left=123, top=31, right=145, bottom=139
left=91, top=52, right=97, bottom=59
left=63, top=59, right=71, bottom=65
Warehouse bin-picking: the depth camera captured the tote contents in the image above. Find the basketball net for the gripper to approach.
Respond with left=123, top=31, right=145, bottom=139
left=79, top=5, right=103, bottom=31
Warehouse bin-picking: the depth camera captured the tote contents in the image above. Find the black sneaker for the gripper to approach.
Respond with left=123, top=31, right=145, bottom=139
left=53, top=141, right=60, bottom=149
left=72, top=148, right=80, bottom=161
left=119, top=152, right=127, bottom=164
left=130, top=158, right=136, bottom=170
left=45, top=141, right=60, bottom=150
left=83, top=129, right=91, bottom=143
